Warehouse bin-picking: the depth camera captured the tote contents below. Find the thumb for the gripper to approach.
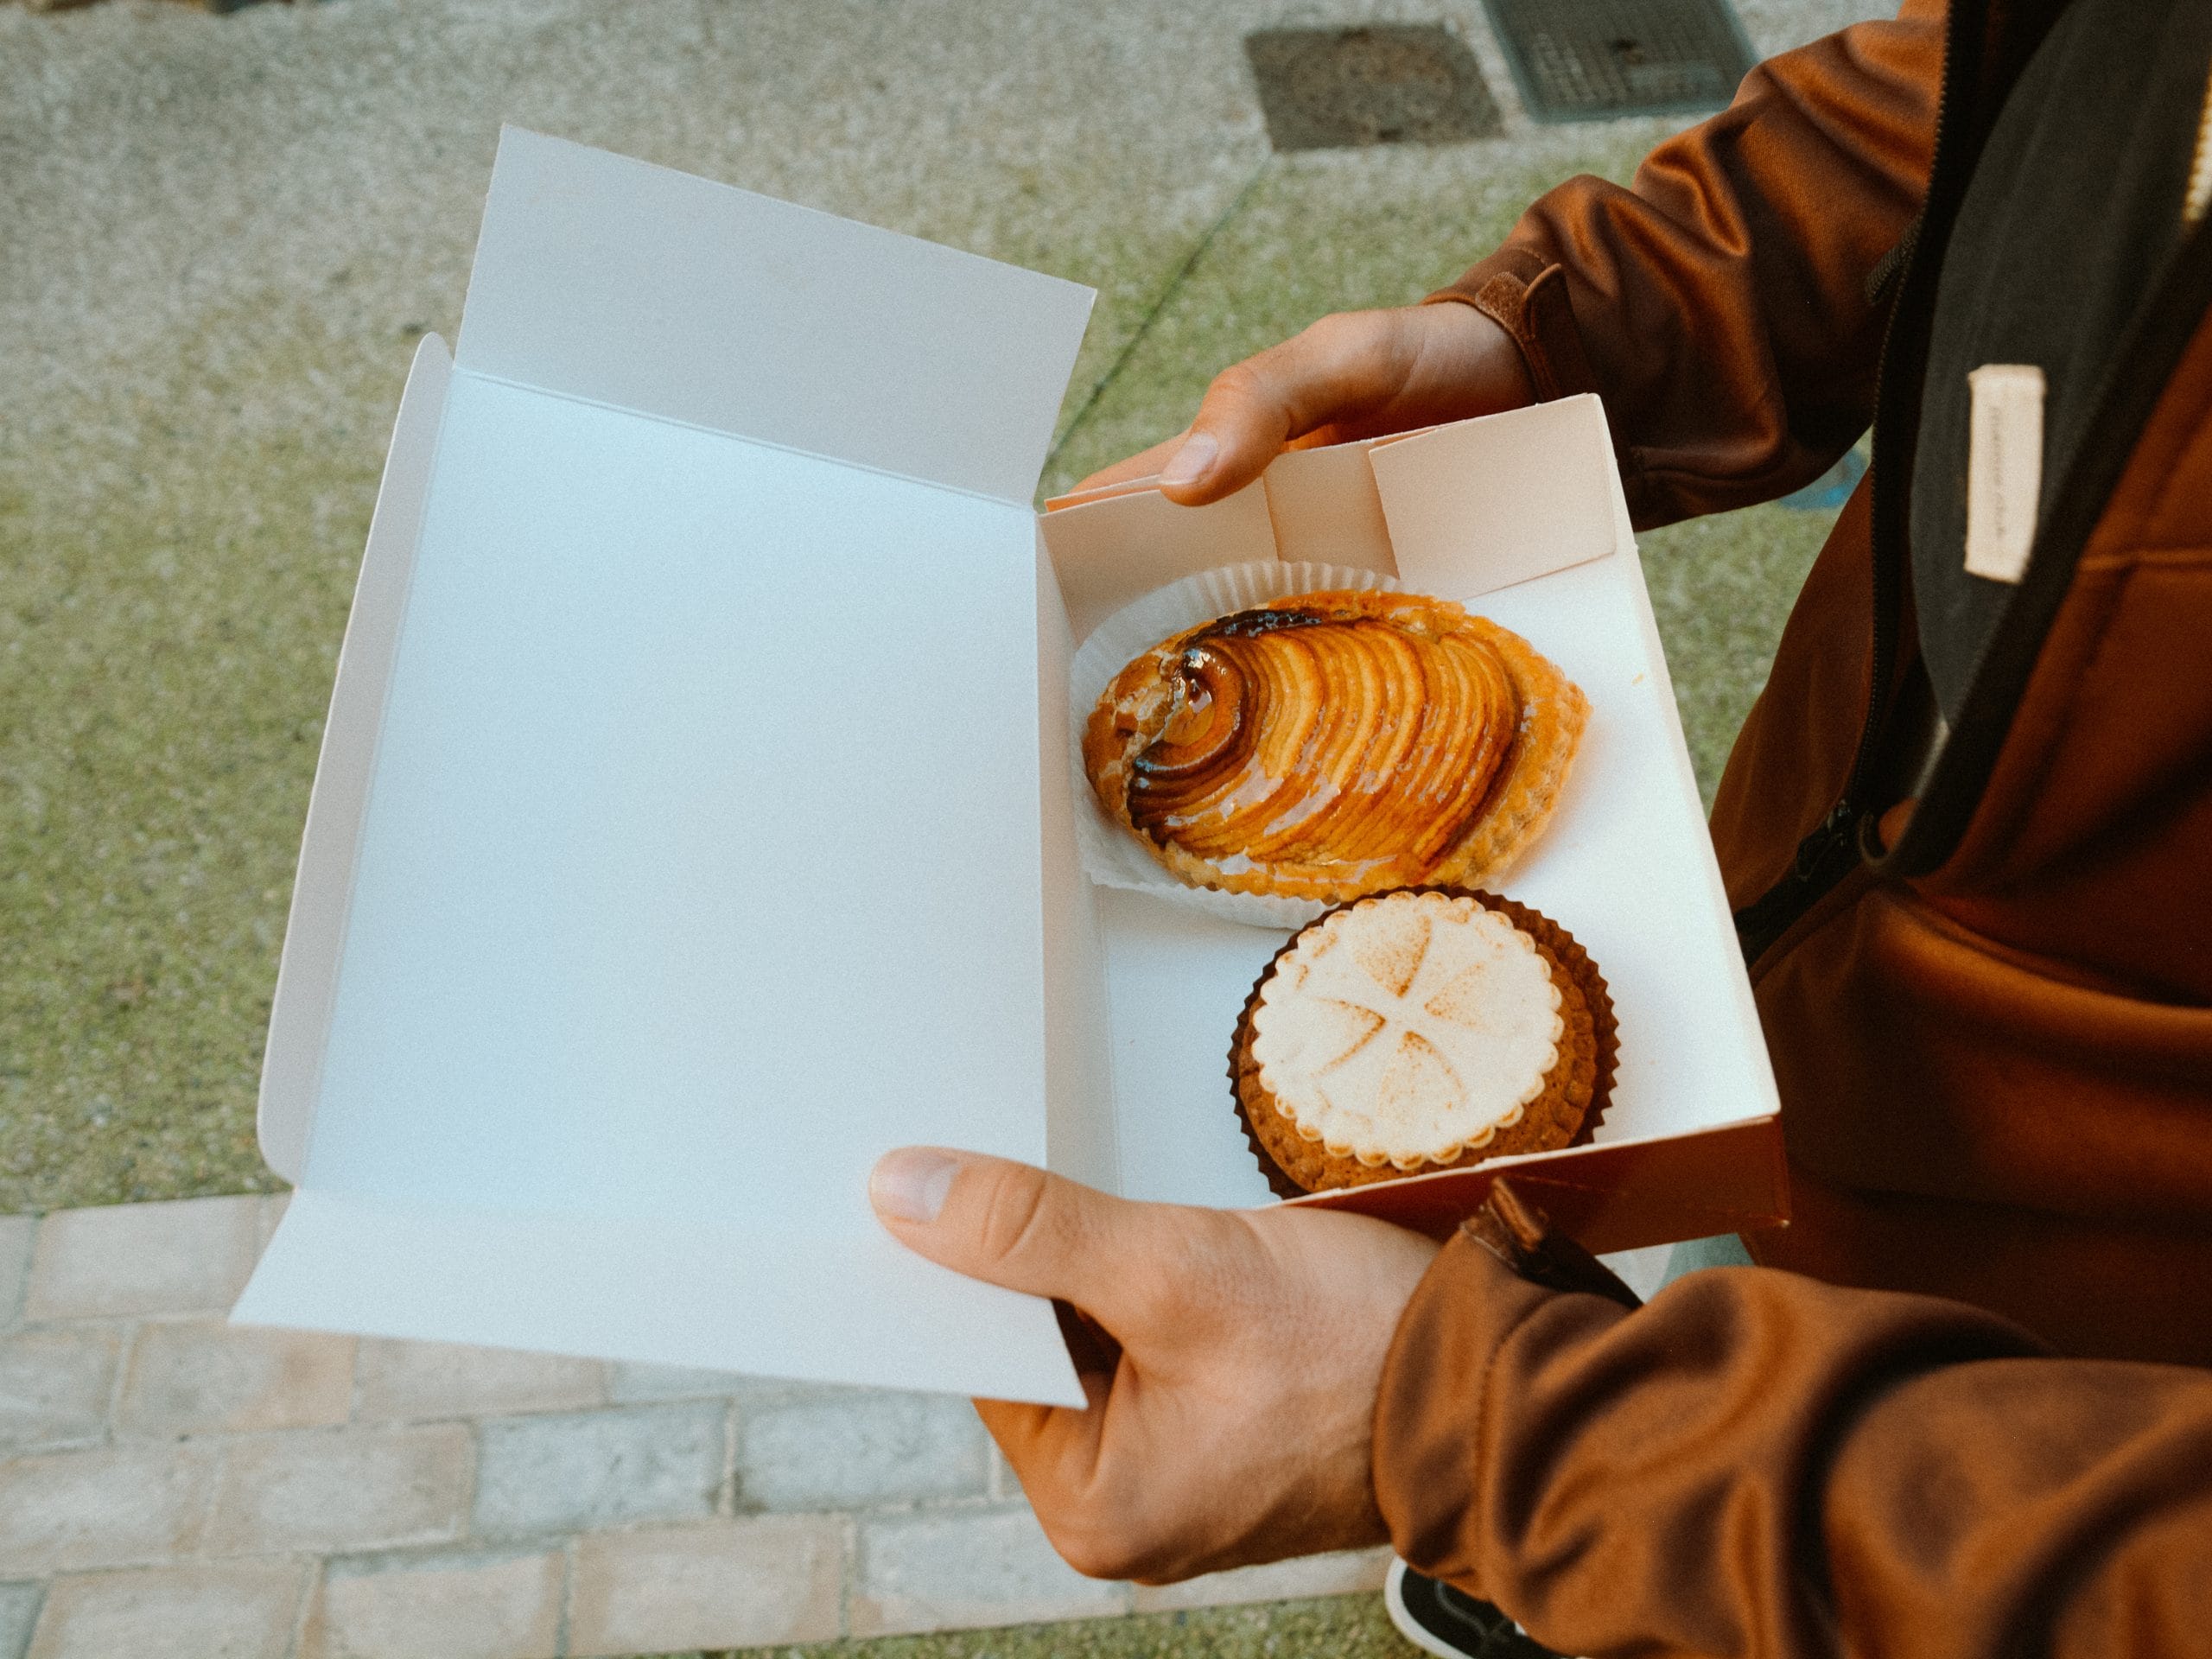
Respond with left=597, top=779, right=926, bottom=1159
left=868, top=1147, right=1147, bottom=1316
left=1153, top=309, right=1407, bottom=505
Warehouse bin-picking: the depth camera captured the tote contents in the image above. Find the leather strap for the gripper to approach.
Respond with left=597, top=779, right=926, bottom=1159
left=1427, top=257, right=1600, bottom=404
left=1462, top=1178, right=1643, bottom=1311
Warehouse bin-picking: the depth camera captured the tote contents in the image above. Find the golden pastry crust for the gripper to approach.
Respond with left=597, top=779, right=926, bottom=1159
left=1083, top=589, right=1586, bottom=902
left=1228, top=890, right=1615, bottom=1198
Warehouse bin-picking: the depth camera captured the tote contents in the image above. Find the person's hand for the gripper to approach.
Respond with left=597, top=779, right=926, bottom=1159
left=1074, top=301, right=1533, bottom=506
left=868, top=1147, right=1440, bottom=1582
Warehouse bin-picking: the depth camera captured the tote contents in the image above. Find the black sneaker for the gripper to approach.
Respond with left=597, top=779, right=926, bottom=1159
left=1384, top=1558, right=1573, bottom=1658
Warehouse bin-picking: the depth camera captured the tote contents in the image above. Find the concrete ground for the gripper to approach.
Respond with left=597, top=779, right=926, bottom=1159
left=1, top=0, right=1885, bottom=1653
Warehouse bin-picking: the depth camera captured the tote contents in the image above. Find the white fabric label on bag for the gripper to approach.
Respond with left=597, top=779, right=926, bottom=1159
left=1964, top=363, right=2045, bottom=582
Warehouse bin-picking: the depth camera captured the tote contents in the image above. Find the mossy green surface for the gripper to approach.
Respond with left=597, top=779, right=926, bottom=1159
left=1637, top=500, right=1835, bottom=806
left=0, top=300, right=397, bottom=1213
left=624, top=1591, right=1420, bottom=1658
left=1040, top=134, right=1663, bottom=498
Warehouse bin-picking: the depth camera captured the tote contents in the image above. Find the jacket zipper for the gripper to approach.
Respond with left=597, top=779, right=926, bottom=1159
left=1731, top=0, right=1988, bottom=963
left=1876, top=123, right=2212, bottom=880
left=1740, top=0, right=2212, bottom=927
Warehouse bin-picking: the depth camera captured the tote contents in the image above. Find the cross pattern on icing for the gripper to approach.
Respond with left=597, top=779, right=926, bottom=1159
left=1252, top=896, right=1563, bottom=1164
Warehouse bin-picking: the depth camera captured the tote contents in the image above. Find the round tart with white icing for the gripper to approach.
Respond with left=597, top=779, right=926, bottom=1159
left=1228, top=889, right=1613, bottom=1196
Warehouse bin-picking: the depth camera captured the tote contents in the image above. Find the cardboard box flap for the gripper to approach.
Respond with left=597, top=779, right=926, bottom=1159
left=1039, top=480, right=1278, bottom=645
left=1040, top=397, right=1622, bottom=645
left=1366, top=396, right=1619, bottom=598
left=241, top=357, right=1085, bottom=1403
left=258, top=333, right=454, bottom=1182
left=456, top=128, right=1095, bottom=505
left=236, top=1189, right=1084, bottom=1403
left=1259, top=436, right=1398, bottom=570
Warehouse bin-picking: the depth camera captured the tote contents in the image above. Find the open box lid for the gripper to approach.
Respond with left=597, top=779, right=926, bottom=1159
left=238, top=129, right=1101, bottom=1405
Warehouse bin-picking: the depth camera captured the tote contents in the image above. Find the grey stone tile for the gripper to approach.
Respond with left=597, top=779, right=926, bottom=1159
left=23, top=1199, right=260, bottom=1323
left=351, top=1338, right=604, bottom=1424
left=0, top=1220, right=32, bottom=1335
left=602, top=1361, right=757, bottom=1405
left=0, top=1442, right=217, bottom=1575
left=302, top=1547, right=563, bottom=1659
left=1132, top=1544, right=1391, bottom=1611
left=0, top=1327, right=123, bottom=1454
left=472, top=1402, right=726, bottom=1540
left=0, top=1582, right=42, bottom=1659
left=116, top=1319, right=353, bottom=1439
left=567, top=1517, right=842, bottom=1656
left=738, top=1388, right=988, bottom=1512
left=25, top=1560, right=308, bottom=1659
left=851, top=1503, right=1129, bottom=1637
left=255, top=1193, right=290, bottom=1252
left=202, top=1425, right=472, bottom=1557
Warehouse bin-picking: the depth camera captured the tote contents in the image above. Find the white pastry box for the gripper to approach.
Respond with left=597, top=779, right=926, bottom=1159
left=233, top=128, right=1783, bottom=1408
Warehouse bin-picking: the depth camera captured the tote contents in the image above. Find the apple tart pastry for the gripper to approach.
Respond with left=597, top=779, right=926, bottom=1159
left=1081, top=589, right=1586, bottom=902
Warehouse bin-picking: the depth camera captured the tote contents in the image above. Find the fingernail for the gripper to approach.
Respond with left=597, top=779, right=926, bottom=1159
left=1159, top=430, right=1217, bottom=488
left=870, top=1147, right=961, bottom=1224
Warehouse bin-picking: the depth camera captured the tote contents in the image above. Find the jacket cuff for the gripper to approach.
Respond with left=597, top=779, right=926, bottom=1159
left=1426, top=247, right=1602, bottom=405
left=1370, top=1224, right=1557, bottom=1588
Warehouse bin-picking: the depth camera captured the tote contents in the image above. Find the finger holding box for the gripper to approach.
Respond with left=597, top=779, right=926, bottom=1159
left=1077, top=302, right=1535, bottom=507
left=868, top=1146, right=1438, bottom=1583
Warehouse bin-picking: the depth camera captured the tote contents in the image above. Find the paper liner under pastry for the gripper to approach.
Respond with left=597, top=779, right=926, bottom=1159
left=1069, top=561, right=1400, bottom=931
left=1226, top=890, right=1618, bottom=1201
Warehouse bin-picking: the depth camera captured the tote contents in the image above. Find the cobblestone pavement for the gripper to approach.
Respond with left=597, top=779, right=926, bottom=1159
left=0, top=1195, right=1390, bottom=1657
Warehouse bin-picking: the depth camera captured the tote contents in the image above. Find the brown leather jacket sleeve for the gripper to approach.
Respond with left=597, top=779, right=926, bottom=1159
left=1434, top=2, right=1943, bottom=527
left=1373, top=1228, right=2212, bottom=1657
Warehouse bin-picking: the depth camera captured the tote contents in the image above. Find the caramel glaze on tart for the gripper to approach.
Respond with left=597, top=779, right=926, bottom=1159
left=1082, top=590, right=1586, bottom=902
left=1228, top=890, right=1615, bottom=1198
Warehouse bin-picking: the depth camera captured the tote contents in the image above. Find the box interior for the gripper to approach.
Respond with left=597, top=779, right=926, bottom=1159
left=1040, top=401, right=1781, bottom=1243
left=238, top=130, right=1778, bottom=1408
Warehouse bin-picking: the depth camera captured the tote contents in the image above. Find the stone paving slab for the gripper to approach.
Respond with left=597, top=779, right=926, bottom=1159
left=118, top=1319, right=355, bottom=1438
left=0, top=1196, right=1399, bottom=1656
left=0, top=1221, right=32, bottom=1332
left=0, top=1442, right=220, bottom=1576
left=304, top=1548, right=565, bottom=1659
left=566, top=1519, right=844, bottom=1656
left=22, top=1198, right=263, bottom=1323
left=0, top=1587, right=41, bottom=1659
left=351, top=1338, right=605, bottom=1425
left=25, top=1560, right=311, bottom=1659
left=851, top=1506, right=1136, bottom=1639
left=0, top=1329, right=122, bottom=1456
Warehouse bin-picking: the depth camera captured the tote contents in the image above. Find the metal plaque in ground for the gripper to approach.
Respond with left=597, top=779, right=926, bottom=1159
left=1481, top=0, right=1753, bottom=122
left=1244, top=25, right=1502, bottom=152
